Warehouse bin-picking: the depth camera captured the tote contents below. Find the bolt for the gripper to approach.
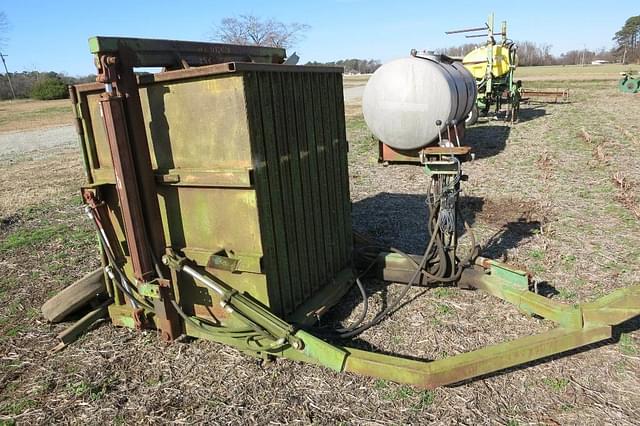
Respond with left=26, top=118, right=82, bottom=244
left=161, top=255, right=169, bottom=265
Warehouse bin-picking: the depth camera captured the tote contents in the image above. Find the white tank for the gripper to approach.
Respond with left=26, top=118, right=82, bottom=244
left=362, top=55, right=477, bottom=151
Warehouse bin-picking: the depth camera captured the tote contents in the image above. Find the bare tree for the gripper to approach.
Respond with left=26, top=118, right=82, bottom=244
left=437, top=43, right=478, bottom=57
left=212, top=14, right=310, bottom=49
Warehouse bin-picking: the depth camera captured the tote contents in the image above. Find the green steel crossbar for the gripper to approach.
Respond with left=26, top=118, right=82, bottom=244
left=161, top=252, right=640, bottom=388
left=341, top=326, right=612, bottom=388
left=88, top=36, right=286, bottom=68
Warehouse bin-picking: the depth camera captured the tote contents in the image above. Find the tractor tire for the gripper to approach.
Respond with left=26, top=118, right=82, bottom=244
left=466, top=104, right=479, bottom=126
left=42, top=268, right=108, bottom=323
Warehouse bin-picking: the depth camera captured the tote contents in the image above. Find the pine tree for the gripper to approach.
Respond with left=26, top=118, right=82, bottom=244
left=613, top=16, right=640, bottom=64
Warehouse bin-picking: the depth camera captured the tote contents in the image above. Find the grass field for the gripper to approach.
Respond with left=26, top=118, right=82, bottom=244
left=344, top=63, right=640, bottom=85
left=516, top=63, right=640, bottom=80
left=0, top=99, right=73, bottom=133
left=0, top=71, right=638, bottom=423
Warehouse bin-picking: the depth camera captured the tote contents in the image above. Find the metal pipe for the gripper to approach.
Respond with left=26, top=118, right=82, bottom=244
left=445, top=26, right=488, bottom=34
left=181, top=265, right=226, bottom=297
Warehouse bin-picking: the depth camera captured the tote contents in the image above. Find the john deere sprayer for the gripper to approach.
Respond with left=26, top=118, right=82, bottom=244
left=448, top=14, right=520, bottom=124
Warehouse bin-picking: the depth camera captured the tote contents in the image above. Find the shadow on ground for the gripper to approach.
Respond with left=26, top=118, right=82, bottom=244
left=352, top=192, right=542, bottom=258
left=464, top=124, right=510, bottom=159
left=517, top=105, right=547, bottom=123
left=321, top=189, right=640, bottom=385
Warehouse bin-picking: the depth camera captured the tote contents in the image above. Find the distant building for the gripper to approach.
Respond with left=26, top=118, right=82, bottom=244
left=591, top=60, right=610, bottom=65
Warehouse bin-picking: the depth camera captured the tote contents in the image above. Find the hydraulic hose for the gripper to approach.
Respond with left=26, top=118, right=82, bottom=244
left=85, top=207, right=155, bottom=311
left=338, top=214, right=442, bottom=338
left=336, top=166, right=477, bottom=338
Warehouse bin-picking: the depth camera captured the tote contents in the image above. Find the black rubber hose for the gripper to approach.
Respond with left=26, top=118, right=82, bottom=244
left=335, top=277, right=369, bottom=333
left=89, top=212, right=155, bottom=311
left=338, top=214, right=442, bottom=338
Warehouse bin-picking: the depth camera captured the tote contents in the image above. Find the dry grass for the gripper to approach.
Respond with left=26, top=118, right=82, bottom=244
left=343, top=63, right=640, bottom=86
left=516, top=64, right=640, bottom=81
left=0, top=76, right=638, bottom=424
left=343, top=74, right=372, bottom=87
left=0, top=99, right=73, bottom=133
left=0, top=147, right=83, bottom=218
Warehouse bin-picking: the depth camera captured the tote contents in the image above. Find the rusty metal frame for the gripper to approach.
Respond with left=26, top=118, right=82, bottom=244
left=89, top=36, right=286, bottom=68
left=91, top=46, right=184, bottom=340
left=378, top=123, right=467, bottom=164
left=520, top=88, right=570, bottom=103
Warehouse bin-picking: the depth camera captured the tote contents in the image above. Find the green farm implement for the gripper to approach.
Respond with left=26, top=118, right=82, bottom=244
left=619, top=71, right=640, bottom=93
left=45, top=36, right=640, bottom=389
left=448, top=14, right=520, bottom=124
left=448, top=14, right=569, bottom=124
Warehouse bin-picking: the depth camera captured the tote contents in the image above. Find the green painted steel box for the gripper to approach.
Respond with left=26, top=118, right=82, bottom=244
left=72, top=62, right=353, bottom=325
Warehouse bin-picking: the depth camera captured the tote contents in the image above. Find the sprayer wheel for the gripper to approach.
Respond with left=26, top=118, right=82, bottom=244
left=466, top=104, right=479, bottom=126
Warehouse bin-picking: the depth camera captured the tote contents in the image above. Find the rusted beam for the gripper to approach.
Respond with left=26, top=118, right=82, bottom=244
left=99, top=93, right=156, bottom=282
left=94, top=50, right=181, bottom=340
left=89, top=36, right=286, bottom=68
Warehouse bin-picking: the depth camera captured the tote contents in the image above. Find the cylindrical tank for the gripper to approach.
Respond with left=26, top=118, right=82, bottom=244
left=362, top=55, right=477, bottom=151
left=462, top=45, right=514, bottom=80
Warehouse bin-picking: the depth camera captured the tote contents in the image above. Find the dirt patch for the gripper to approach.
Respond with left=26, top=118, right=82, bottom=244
left=0, top=214, right=21, bottom=232
left=461, top=196, right=551, bottom=227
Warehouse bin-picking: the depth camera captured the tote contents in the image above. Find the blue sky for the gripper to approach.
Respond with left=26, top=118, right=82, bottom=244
left=0, top=0, right=635, bottom=76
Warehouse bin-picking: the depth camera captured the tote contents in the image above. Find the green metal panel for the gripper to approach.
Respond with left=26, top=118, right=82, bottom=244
left=74, top=62, right=352, bottom=325
left=290, top=73, right=319, bottom=298
left=304, top=74, right=329, bottom=291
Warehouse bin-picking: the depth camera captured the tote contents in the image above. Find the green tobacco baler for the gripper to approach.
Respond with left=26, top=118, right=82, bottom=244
left=56, top=36, right=640, bottom=388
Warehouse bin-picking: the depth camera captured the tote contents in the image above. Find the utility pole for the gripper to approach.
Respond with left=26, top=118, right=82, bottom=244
left=0, top=52, right=16, bottom=100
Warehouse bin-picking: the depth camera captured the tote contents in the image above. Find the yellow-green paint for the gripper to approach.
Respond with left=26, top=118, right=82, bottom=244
left=463, top=45, right=513, bottom=79
left=74, top=63, right=353, bottom=329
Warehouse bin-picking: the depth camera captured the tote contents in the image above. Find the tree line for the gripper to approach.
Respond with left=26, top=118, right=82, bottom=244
left=1, top=13, right=637, bottom=101
left=0, top=71, right=95, bottom=101
left=614, top=15, right=640, bottom=63
left=305, top=59, right=381, bottom=74
left=438, top=15, right=640, bottom=66
left=438, top=41, right=623, bottom=66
